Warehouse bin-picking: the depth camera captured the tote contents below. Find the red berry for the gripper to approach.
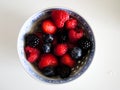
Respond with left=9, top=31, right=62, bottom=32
left=52, top=10, right=69, bottom=28
left=38, top=54, right=58, bottom=69
left=42, top=20, right=57, bottom=34
left=61, top=54, right=76, bottom=68
left=68, top=29, right=84, bottom=43
left=54, top=43, right=68, bottom=56
left=25, top=46, right=40, bottom=63
left=65, top=18, right=77, bottom=29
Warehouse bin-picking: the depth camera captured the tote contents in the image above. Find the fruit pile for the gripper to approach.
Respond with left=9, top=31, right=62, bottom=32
left=24, top=10, right=92, bottom=79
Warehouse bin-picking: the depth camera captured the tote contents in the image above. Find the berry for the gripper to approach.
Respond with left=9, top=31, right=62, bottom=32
left=25, top=46, right=39, bottom=63
left=25, top=34, right=40, bottom=47
left=56, top=65, right=71, bottom=79
left=61, top=54, right=76, bottom=68
left=34, top=32, right=44, bottom=45
left=57, top=30, right=68, bottom=43
left=78, top=37, right=92, bottom=51
left=54, top=43, right=68, bottom=56
left=65, top=18, right=77, bottom=29
left=42, top=43, right=52, bottom=53
left=68, top=29, right=84, bottom=43
left=43, top=34, right=54, bottom=43
left=42, top=20, right=57, bottom=34
left=42, top=66, right=57, bottom=77
left=70, top=47, right=82, bottom=60
left=52, top=10, right=69, bottom=28
left=38, top=54, right=58, bottom=69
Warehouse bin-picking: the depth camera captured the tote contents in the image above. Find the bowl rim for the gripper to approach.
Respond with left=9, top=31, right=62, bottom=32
left=17, top=7, right=95, bottom=84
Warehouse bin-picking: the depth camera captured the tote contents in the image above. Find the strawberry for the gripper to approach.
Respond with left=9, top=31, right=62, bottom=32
left=65, top=18, right=77, bottom=29
left=52, top=10, right=69, bottom=28
left=54, top=43, right=68, bottom=56
left=25, top=46, right=40, bottom=63
left=68, top=29, right=84, bottom=43
left=42, top=20, right=57, bottom=34
left=61, top=54, right=76, bottom=68
left=38, top=54, right=58, bottom=69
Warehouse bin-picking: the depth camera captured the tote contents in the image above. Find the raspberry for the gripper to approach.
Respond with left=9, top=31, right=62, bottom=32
left=42, top=20, right=57, bottom=34
left=54, top=43, right=68, bottom=56
left=68, top=29, right=84, bottom=43
left=65, top=18, right=77, bottom=29
left=52, top=10, right=69, bottom=28
left=61, top=54, right=76, bottom=68
left=25, top=46, right=40, bottom=63
left=38, top=54, right=58, bottom=69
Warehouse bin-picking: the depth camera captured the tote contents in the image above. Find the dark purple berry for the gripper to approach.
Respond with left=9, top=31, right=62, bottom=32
left=42, top=43, right=52, bottom=53
left=25, top=34, right=40, bottom=47
left=56, top=65, right=71, bottom=79
left=79, top=37, right=92, bottom=50
left=42, top=66, right=56, bottom=77
left=58, top=30, right=68, bottom=43
left=43, top=34, right=54, bottom=43
left=70, top=47, right=82, bottom=60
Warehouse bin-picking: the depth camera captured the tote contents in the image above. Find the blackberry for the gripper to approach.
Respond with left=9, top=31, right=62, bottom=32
left=43, top=34, right=54, bottom=43
left=42, top=66, right=56, bottom=77
left=79, top=37, right=92, bottom=51
left=42, top=43, right=52, bottom=53
left=56, top=65, right=71, bottom=79
left=70, top=47, right=82, bottom=60
left=25, top=34, right=40, bottom=47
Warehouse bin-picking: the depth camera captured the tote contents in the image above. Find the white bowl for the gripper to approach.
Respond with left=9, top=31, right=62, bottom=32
left=17, top=8, right=95, bottom=84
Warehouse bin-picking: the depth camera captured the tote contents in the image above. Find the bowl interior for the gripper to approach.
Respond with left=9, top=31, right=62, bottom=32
left=17, top=8, right=95, bottom=84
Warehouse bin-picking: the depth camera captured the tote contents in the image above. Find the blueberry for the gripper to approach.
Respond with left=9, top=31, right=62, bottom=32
left=78, top=37, right=92, bottom=50
left=43, top=34, right=54, bottom=43
left=42, top=43, right=51, bottom=53
left=70, top=47, right=82, bottom=60
left=25, top=34, right=40, bottom=47
left=42, top=66, right=56, bottom=77
left=57, top=29, right=68, bottom=43
left=56, top=65, right=71, bottom=79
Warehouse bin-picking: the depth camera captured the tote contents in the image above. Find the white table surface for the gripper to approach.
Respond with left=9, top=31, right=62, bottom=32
left=0, top=0, right=120, bottom=90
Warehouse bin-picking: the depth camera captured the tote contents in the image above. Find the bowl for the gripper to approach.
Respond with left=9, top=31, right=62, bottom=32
left=17, top=8, right=95, bottom=84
